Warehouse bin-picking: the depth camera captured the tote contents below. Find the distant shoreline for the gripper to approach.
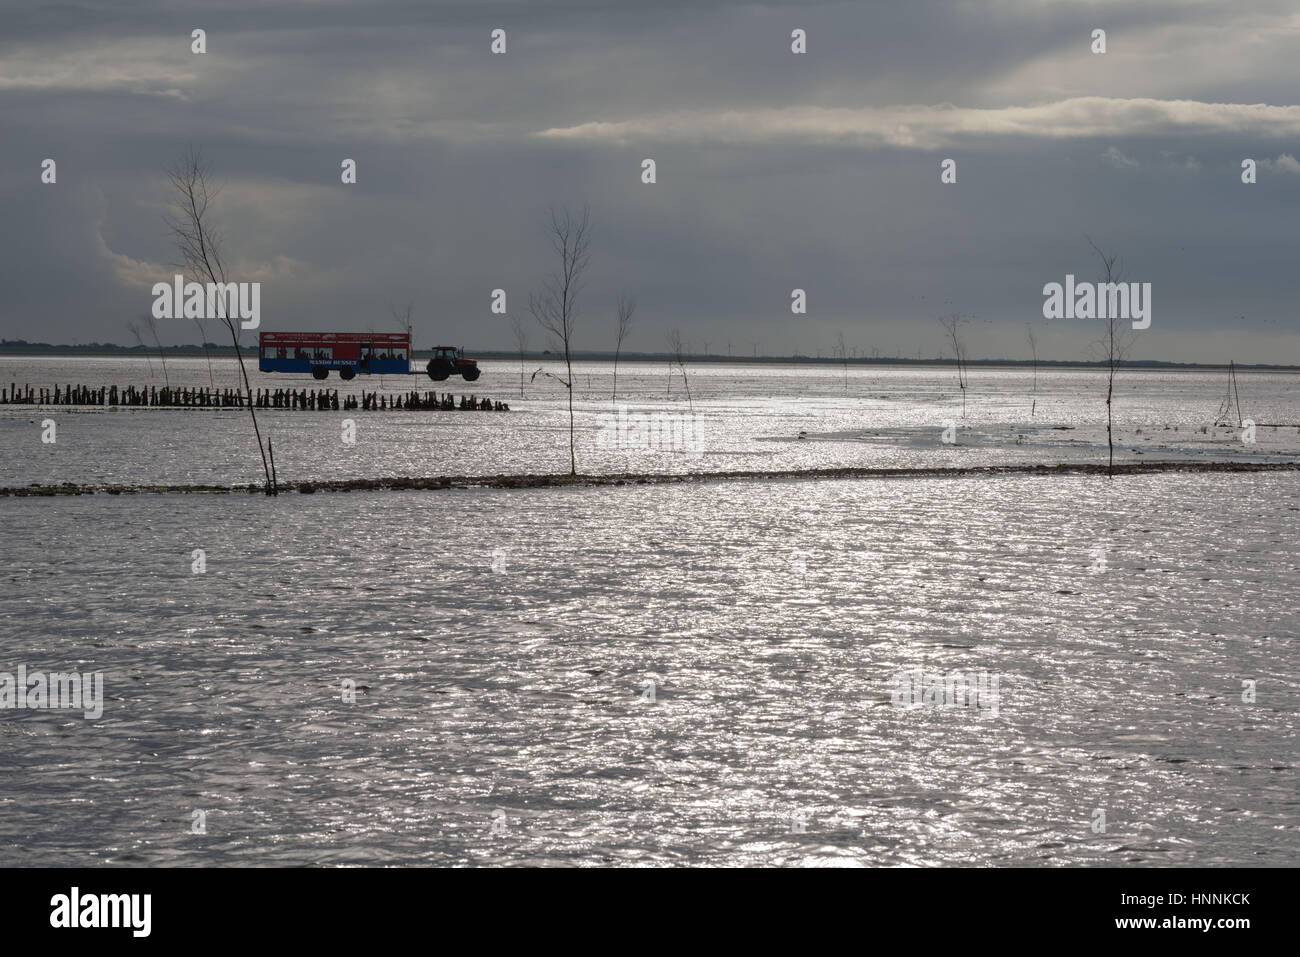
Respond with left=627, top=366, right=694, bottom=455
left=1, top=343, right=1297, bottom=372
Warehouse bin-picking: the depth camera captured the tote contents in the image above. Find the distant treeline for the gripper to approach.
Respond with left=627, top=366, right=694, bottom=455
left=2, top=339, right=1296, bottom=371
left=2, top=340, right=237, bottom=356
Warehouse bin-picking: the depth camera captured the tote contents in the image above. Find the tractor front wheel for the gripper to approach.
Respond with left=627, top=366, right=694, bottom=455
left=461, top=368, right=480, bottom=382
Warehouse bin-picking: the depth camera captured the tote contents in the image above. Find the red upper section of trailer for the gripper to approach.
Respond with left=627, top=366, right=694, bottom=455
left=258, top=332, right=411, bottom=345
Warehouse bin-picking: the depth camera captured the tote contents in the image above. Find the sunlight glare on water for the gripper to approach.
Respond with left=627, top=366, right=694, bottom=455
left=1, top=473, right=1295, bottom=866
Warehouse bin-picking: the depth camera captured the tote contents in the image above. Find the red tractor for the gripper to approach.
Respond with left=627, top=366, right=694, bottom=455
left=426, top=345, right=481, bottom=382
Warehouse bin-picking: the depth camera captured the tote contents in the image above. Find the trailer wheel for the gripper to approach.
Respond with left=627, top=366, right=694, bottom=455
left=312, top=366, right=329, bottom=380
left=339, top=366, right=356, bottom=381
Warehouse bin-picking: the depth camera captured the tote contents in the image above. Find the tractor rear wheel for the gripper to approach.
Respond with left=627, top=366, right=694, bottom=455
left=427, top=358, right=452, bottom=381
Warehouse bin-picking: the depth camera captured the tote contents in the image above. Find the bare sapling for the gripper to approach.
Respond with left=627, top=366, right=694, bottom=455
left=667, top=328, right=693, bottom=412
left=1085, top=236, right=1137, bottom=477
left=939, top=314, right=970, bottom=417
left=1025, top=323, right=1038, bottom=417
left=164, top=146, right=274, bottom=494
left=528, top=204, right=592, bottom=476
left=835, top=331, right=849, bottom=392
left=510, top=313, right=529, bottom=399
left=613, top=293, right=635, bottom=405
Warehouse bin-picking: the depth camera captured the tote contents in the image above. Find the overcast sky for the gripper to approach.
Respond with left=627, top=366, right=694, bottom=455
left=3, top=0, right=1299, bottom=362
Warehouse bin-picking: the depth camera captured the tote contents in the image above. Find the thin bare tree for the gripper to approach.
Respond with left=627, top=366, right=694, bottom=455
left=528, top=204, right=592, bottom=476
left=834, top=331, right=849, bottom=392
left=125, top=321, right=156, bottom=377
left=1085, top=237, right=1137, bottom=476
left=1025, top=322, right=1039, bottom=417
left=143, top=313, right=170, bottom=388
left=192, top=317, right=215, bottom=387
left=612, top=293, right=635, bottom=405
left=938, top=313, right=969, bottom=416
left=509, top=312, right=529, bottom=398
left=387, top=301, right=415, bottom=385
left=667, top=327, right=693, bottom=412
left=1213, top=359, right=1244, bottom=428
left=389, top=301, right=413, bottom=335
left=164, top=147, right=273, bottom=494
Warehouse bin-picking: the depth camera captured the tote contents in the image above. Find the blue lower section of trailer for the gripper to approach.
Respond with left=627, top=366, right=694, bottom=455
left=258, top=359, right=413, bottom=375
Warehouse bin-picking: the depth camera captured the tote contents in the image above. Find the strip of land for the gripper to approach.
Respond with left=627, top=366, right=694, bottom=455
left=4, top=460, right=1297, bottom=497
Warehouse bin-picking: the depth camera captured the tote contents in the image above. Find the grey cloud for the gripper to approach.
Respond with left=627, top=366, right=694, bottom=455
left=1, top=0, right=1297, bottom=363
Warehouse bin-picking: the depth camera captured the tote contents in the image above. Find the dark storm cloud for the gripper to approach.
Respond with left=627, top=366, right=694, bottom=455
left=2, top=0, right=1298, bottom=362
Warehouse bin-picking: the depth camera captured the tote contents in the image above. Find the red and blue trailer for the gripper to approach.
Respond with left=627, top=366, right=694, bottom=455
left=258, top=331, right=481, bottom=381
left=258, top=331, right=411, bottom=381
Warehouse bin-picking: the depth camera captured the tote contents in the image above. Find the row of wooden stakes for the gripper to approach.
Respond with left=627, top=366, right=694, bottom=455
left=0, top=383, right=510, bottom=412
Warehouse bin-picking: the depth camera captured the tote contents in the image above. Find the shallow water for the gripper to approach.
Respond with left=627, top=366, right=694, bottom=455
left=1, top=473, right=1295, bottom=866
left=2, top=357, right=1298, bottom=488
